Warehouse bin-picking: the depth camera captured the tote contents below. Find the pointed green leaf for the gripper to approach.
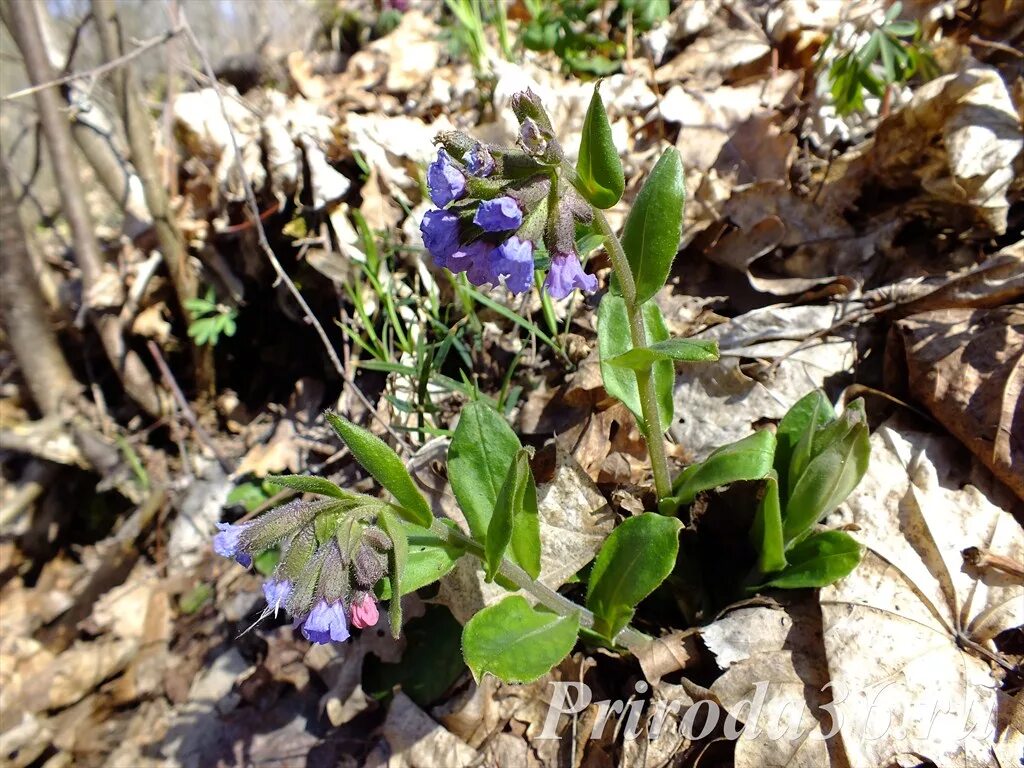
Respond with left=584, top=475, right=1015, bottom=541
left=762, top=531, right=862, bottom=589
left=378, top=510, right=408, bottom=638
left=266, top=474, right=352, bottom=500
left=783, top=414, right=870, bottom=544
left=586, top=513, right=682, bottom=640
left=621, top=147, right=685, bottom=304
left=669, top=430, right=776, bottom=507
left=462, top=595, right=580, bottom=683
left=448, top=401, right=524, bottom=541
left=750, top=471, right=786, bottom=575
left=576, top=83, right=624, bottom=209
left=605, top=337, right=719, bottom=370
left=597, top=294, right=673, bottom=431
left=484, top=448, right=535, bottom=581
left=325, top=411, right=432, bottom=527
left=775, top=391, right=835, bottom=485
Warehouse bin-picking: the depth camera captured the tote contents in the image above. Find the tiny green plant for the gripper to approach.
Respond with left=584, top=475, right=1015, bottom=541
left=822, top=1, right=937, bottom=115
left=185, top=287, right=237, bottom=347
left=520, top=0, right=669, bottom=76
left=212, top=87, right=870, bottom=685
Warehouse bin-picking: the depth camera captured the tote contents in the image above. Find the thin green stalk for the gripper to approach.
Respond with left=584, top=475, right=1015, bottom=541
left=535, top=270, right=560, bottom=344
left=428, top=517, right=650, bottom=649
left=590, top=207, right=673, bottom=501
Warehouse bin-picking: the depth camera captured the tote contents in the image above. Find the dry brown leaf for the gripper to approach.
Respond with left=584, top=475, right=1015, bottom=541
left=895, top=306, right=1024, bottom=500
left=671, top=304, right=856, bottom=460
left=820, top=423, right=1024, bottom=767
left=369, top=691, right=479, bottom=768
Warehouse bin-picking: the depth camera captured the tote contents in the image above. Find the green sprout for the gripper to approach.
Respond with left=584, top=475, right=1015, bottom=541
left=185, top=287, right=238, bottom=347
left=822, top=1, right=937, bottom=115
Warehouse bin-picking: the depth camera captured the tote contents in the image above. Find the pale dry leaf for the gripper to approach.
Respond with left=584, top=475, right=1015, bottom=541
left=655, top=28, right=770, bottom=84
left=369, top=691, right=479, bottom=768
left=895, top=306, right=1024, bottom=500
left=671, top=304, right=856, bottom=460
left=819, top=423, right=1024, bottom=768
left=702, top=601, right=851, bottom=768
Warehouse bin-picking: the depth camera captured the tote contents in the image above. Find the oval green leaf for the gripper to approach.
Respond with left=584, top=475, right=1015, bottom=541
left=325, top=411, right=432, bottom=527
left=484, top=448, right=539, bottom=581
left=605, top=337, right=720, bottom=370
left=462, top=595, right=580, bottom=683
left=762, top=531, right=862, bottom=589
left=586, top=513, right=682, bottom=640
left=597, top=294, right=673, bottom=431
left=669, top=430, right=776, bottom=507
left=448, top=402, right=523, bottom=541
left=376, top=522, right=464, bottom=600
left=576, top=84, right=624, bottom=209
left=621, top=147, right=685, bottom=305
left=750, top=470, right=786, bottom=575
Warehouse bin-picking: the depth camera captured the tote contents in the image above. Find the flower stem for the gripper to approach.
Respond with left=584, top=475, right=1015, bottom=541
left=589, top=206, right=673, bottom=501
left=428, top=518, right=650, bottom=649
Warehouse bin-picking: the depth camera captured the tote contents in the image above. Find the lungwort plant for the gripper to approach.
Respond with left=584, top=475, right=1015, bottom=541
left=213, top=87, right=870, bottom=684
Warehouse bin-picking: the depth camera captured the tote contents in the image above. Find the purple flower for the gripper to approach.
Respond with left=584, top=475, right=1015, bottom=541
left=490, top=237, right=534, bottom=295
left=427, top=149, right=466, bottom=207
left=545, top=251, right=598, bottom=300
left=214, top=522, right=252, bottom=567
left=474, top=196, right=522, bottom=232
left=466, top=144, right=495, bottom=177
left=301, top=600, right=350, bottom=644
left=519, top=118, right=547, bottom=155
left=420, top=209, right=460, bottom=266
left=263, top=579, right=293, bottom=615
left=447, top=240, right=492, bottom=281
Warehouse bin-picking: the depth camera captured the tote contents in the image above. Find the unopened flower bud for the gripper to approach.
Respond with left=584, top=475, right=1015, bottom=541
left=362, top=525, right=392, bottom=552
left=353, top=543, right=385, bottom=589
left=466, top=143, right=496, bottom=177
left=519, top=118, right=548, bottom=156
left=350, top=593, right=380, bottom=629
left=318, top=540, right=351, bottom=605
left=510, top=89, right=554, bottom=135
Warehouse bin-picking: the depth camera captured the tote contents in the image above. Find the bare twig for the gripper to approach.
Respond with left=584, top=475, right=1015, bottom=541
left=147, top=340, right=231, bottom=473
left=175, top=8, right=413, bottom=454
left=1, top=26, right=183, bottom=102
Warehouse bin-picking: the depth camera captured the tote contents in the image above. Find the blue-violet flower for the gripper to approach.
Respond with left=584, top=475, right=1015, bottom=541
left=466, top=143, right=495, bottom=177
left=420, top=208, right=460, bottom=266
left=490, top=237, right=534, bottom=295
left=301, top=600, right=350, bottom=644
left=427, top=149, right=466, bottom=207
left=545, top=250, right=598, bottom=300
left=474, top=196, right=522, bottom=232
left=263, top=579, right=293, bottom=616
left=214, top=521, right=252, bottom=568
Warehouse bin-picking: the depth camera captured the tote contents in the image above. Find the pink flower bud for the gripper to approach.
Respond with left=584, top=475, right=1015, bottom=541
left=349, top=594, right=380, bottom=629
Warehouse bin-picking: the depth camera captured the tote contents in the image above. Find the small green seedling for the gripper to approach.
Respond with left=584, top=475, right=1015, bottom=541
left=823, top=1, right=937, bottom=115
left=185, top=287, right=237, bottom=347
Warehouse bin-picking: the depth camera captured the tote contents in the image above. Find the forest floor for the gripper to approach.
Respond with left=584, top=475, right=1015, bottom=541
left=0, top=2, right=1022, bottom=767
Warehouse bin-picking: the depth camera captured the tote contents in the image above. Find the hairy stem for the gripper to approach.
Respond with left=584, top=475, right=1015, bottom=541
left=428, top=518, right=649, bottom=649
left=590, top=207, right=673, bottom=501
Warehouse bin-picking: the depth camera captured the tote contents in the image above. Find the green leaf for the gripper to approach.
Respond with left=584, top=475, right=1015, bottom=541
left=604, top=337, right=719, bottom=370
left=576, top=84, right=624, bottom=209
left=376, top=521, right=464, bottom=600
left=378, top=510, right=408, bottom=638
left=751, top=471, right=786, bottom=575
left=597, top=294, right=673, bottom=431
left=265, top=474, right=351, bottom=500
left=253, top=547, right=280, bottom=576
left=227, top=482, right=271, bottom=512
left=783, top=413, right=870, bottom=544
left=586, top=513, right=682, bottom=640
left=484, top=448, right=535, bottom=581
left=778, top=391, right=835, bottom=496
left=462, top=595, right=580, bottom=683
left=761, top=531, right=862, bottom=589
left=448, top=401, right=528, bottom=542
left=884, top=20, right=917, bottom=38
left=620, top=147, right=685, bottom=305
left=668, top=430, right=776, bottom=507
left=325, top=411, right=432, bottom=527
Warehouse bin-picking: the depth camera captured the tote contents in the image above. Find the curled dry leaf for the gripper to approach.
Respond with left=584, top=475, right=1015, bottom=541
left=894, top=305, right=1024, bottom=500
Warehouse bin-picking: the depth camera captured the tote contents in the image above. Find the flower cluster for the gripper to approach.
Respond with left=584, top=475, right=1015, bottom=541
left=419, top=90, right=598, bottom=300
left=213, top=497, right=393, bottom=644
